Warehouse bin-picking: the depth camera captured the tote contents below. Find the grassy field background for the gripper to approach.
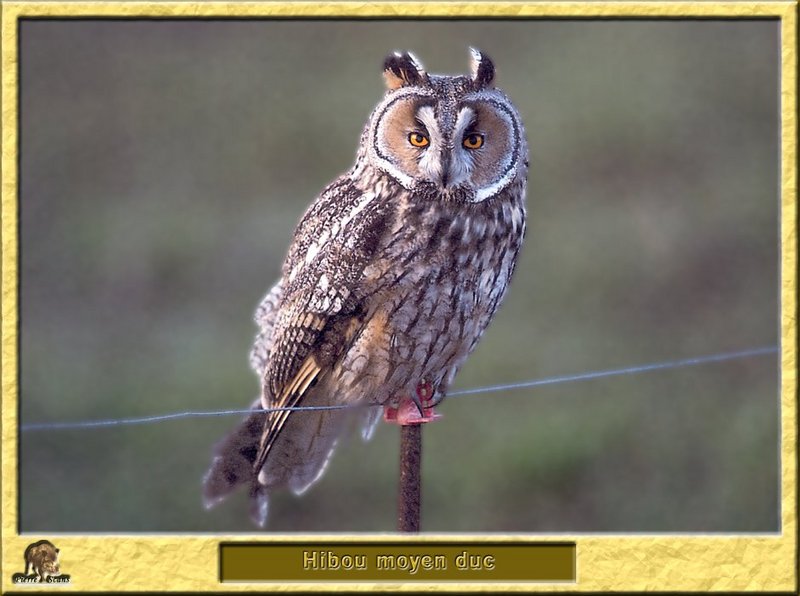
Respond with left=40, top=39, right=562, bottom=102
left=19, top=20, right=779, bottom=532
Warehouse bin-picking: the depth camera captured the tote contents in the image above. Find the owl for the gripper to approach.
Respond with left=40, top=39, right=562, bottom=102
left=203, top=48, right=528, bottom=527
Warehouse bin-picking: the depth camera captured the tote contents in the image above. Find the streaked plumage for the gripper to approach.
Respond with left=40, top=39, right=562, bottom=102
left=204, top=49, right=528, bottom=526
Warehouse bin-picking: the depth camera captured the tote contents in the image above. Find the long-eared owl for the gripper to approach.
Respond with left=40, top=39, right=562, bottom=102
left=204, top=49, right=528, bottom=526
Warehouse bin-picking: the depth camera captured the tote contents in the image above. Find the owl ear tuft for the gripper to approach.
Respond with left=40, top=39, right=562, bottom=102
left=383, top=51, right=428, bottom=90
left=469, top=47, right=495, bottom=88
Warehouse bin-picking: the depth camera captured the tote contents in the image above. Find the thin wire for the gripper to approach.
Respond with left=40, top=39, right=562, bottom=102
left=448, top=344, right=779, bottom=397
left=19, top=345, right=778, bottom=433
left=19, top=405, right=355, bottom=432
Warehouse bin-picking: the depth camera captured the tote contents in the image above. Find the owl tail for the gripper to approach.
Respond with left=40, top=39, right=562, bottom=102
left=256, top=401, right=348, bottom=496
left=202, top=399, right=265, bottom=514
left=203, top=396, right=354, bottom=527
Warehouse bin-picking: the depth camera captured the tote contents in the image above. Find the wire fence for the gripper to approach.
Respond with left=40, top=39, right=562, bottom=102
left=19, top=344, right=778, bottom=433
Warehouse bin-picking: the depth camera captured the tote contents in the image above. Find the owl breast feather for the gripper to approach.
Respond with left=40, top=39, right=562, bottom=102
left=294, top=176, right=526, bottom=407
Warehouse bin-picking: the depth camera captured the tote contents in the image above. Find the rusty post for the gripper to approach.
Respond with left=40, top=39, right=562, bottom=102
left=398, top=423, right=422, bottom=532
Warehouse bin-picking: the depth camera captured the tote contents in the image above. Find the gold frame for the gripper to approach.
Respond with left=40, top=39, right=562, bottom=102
left=1, top=2, right=795, bottom=592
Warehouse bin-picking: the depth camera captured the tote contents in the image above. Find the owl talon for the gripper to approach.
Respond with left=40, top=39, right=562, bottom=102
left=383, top=392, right=441, bottom=426
left=409, top=389, right=426, bottom=418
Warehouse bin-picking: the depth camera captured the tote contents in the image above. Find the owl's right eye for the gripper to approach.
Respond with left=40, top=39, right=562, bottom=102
left=408, top=132, right=430, bottom=148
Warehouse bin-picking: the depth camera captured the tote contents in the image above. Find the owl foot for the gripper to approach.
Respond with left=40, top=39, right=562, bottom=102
left=383, top=381, right=441, bottom=426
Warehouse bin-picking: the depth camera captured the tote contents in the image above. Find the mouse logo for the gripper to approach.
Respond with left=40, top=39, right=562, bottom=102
left=11, top=540, right=71, bottom=584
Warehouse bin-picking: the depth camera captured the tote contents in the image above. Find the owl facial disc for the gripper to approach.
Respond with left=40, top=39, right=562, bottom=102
left=367, top=49, right=527, bottom=203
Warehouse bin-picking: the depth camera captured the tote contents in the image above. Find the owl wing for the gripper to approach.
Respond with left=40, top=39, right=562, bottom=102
left=248, top=280, right=284, bottom=377
left=253, top=181, right=394, bottom=475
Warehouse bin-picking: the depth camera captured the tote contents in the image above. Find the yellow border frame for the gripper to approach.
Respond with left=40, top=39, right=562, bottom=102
left=1, top=2, right=796, bottom=592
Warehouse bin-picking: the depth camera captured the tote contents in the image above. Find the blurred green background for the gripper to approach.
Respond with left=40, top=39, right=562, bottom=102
left=19, top=20, right=779, bottom=532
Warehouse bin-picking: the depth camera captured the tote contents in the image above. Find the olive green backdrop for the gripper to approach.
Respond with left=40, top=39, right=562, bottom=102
left=19, top=19, right=779, bottom=532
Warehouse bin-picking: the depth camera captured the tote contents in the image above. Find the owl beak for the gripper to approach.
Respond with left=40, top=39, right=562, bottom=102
left=438, top=154, right=452, bottom=189
left=421, top=148, right=458, bottom=190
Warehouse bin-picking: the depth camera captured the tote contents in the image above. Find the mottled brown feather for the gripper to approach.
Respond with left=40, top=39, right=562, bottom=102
left=253, top=354, right=322, bottom=475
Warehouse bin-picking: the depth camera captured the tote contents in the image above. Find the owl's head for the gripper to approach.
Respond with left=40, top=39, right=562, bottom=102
left=364, top=49, right=527, bottom=203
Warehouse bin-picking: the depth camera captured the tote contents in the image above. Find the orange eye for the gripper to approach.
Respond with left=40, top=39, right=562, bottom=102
left=408, top=132, right=429, bottom=148
left=463, top=133, right=484, bottom=149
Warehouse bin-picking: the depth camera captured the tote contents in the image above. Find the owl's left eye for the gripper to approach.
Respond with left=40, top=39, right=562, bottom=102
left=463, top=133, right=484, bottom=150
left=408, top=132, right=430, bottom=148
